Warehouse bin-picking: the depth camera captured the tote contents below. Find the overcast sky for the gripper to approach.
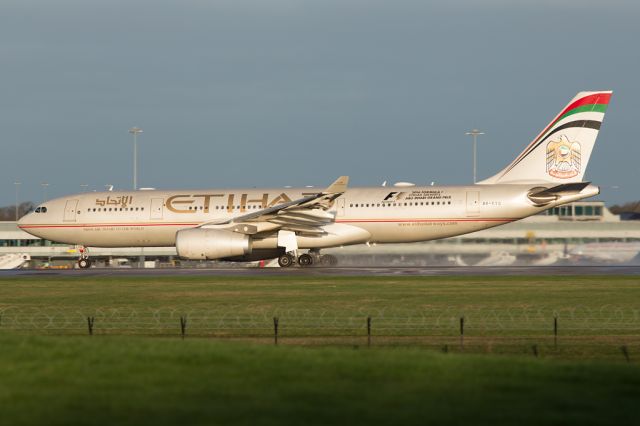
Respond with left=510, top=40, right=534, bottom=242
left=2, top=0, right=639, bottom=206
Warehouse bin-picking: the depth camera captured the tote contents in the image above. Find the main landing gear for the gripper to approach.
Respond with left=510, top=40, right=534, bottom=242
left=77, top=247, right=92, bottom=269
left=277, top=251, right=338, bottom=268
left=278, top=253, right=295, bottom=268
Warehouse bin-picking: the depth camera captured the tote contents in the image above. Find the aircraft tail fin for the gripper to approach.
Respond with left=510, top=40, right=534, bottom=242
left=479, top=91, right=612, bottom=185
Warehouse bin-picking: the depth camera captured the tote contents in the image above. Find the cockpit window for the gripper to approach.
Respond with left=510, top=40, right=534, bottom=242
left=34, top=207, right=47, bottom=213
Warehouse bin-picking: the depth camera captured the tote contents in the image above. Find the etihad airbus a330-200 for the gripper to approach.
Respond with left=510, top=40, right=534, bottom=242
left=19, top=91, right=611, bottom=268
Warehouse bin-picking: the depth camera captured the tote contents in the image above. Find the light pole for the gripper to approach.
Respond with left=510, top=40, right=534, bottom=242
left=41, top=182, right=49, bottom=203
left=14, top=181, right=21, bottom=221
left=465, top=129, right=485, bottom=184
left=129, top=127, right=143, bottom=190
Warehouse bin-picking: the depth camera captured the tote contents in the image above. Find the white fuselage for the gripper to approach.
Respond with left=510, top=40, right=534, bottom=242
left=18, top=184, right=596, bottom=254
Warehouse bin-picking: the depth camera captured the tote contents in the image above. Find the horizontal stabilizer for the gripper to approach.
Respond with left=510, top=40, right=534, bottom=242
left=528, top=182, right=594, bottom=206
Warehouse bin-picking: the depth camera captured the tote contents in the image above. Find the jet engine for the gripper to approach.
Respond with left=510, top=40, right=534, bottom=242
left=175, top=228, right=252, bottom=260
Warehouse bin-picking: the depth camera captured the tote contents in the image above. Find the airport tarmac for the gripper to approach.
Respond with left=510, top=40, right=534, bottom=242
left=2, top=265, right=640, bottom=277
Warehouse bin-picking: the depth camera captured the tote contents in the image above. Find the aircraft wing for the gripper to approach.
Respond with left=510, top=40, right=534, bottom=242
left=198, top=176, right=349, bottom=235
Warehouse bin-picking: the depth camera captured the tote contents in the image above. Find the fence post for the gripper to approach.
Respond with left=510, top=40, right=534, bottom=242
left=180, top=315, right=187, bottom=339
left=621, top=345, right=630, bottom=363
left=459, top=316, right=464, bottom=349
left=87, top=316, right=95, bottom=336
left=367, top=316, right=371, bottom=347
left=273, top=317, right=279, bottom=345
left=553, top=316, right=558, bottom=349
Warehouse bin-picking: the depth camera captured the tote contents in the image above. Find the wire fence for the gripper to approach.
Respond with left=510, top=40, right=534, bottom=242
left=1, top=305, right=640, bottom=337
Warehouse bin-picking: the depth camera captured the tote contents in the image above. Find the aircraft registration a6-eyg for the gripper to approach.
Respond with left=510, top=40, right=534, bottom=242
left=19, top=91, right=611, bottom=268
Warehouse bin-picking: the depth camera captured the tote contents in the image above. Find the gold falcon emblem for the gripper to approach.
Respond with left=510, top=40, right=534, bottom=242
left=546, top=135, right=581, bottom=179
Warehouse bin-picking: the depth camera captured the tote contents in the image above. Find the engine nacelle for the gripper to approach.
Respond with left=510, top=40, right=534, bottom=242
left=175, top=228, right=251, bottom=260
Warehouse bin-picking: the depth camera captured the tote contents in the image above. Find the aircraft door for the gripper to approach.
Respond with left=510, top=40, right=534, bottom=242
left=150, top=198, right=164, bottom=220
left=63, top=200, right=79, bottom=222
left=336, top=198, right=345, bottom=217
left=465, top=191, right=480, bottom=217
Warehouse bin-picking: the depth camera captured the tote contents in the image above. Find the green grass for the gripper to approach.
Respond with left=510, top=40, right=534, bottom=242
left=2, top=274, right=636, bottom=308
left=1, top=275, right=639, bottom=347
left=0, top=334, right=639, bottom=426
left=1, top=275, right=639, bottom=425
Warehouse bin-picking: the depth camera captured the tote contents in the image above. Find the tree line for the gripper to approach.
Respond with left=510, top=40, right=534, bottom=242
left=608, top=201, right=640, bottom=215
left=0, top=202, right=35, bottom=221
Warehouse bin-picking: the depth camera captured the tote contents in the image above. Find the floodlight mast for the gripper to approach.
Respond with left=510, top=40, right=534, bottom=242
left=465, top=129, right=485, bottom=184
left=13, top=181, right=21, bottom=221
left=129, top=127, right=143, bottom=190
left=41, top=182, right=49, bottom=203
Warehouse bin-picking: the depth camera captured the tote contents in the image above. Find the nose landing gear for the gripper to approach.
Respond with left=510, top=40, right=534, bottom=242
left=77, top=247, right=92, bottom=269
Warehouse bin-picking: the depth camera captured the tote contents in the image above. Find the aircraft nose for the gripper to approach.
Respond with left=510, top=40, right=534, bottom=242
left=17, top=212, right=34, bottom=228
left=17, top=211, right=45, bottom=239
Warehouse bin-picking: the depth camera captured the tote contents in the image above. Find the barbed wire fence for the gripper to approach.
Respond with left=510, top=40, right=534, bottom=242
left=1, top=305, right=640, bottom=338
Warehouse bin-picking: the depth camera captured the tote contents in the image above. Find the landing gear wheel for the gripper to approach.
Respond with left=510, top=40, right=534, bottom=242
left=298, top=253, right=313, bottom=267
left=78, top=258, right=92, bottom=269
left=278, top=253, right=294, bottom=268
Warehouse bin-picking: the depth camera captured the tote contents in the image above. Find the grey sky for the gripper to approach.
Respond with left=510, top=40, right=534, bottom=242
left=2, top=0, right=639, bottom=206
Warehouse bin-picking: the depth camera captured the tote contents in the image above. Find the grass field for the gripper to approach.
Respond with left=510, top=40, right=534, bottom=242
left=1, top=274, right=639, bottom=425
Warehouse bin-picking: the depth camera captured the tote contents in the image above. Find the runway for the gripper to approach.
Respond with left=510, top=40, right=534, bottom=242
left=3, top=265, right=640, bottom=277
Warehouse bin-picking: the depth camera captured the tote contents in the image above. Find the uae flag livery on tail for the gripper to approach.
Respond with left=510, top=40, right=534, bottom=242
left=479, top=91, right=612, bottom=185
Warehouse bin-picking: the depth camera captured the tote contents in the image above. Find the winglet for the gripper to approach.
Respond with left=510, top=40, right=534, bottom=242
left=324, top=176, right=349, bottom=194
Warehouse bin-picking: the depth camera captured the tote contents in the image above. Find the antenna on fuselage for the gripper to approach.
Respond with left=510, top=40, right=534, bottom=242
left=105, top=185, right=114, bottom=192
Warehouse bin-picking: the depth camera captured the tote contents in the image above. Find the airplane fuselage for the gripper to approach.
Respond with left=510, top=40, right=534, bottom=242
left=18, top=183, right=597, bottom=251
